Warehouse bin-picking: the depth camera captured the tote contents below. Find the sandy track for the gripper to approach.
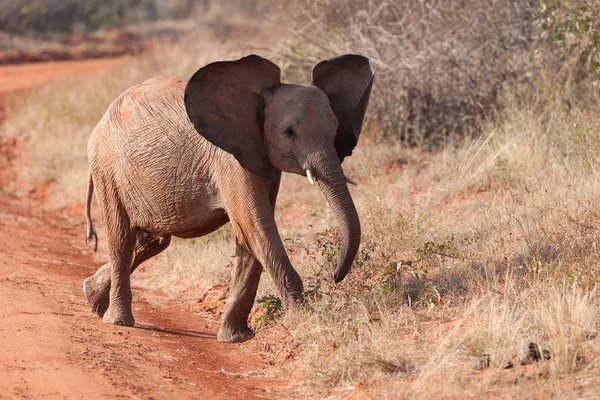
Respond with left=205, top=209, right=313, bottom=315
left=0, top=195, right=285, bottom=399
left=0, top=58, right=127, bottom=126
left=0, top=58, right=127, bottom=95
left=0, top=59, right=288, bottom=399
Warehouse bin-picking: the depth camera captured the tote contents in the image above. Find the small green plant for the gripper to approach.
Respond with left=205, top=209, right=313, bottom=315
left=254, top=294, right=283, bottom=324
left=411, top=282, right=441, bottom=311
left=538, top=0, right=600, bottom=77
left=382, top=236, right=460, bottom=307
left=316, top=230, right=339, bottom=267
left=495, top=156, right=511, bottom=175
left=354, top=241, right=375, bottom=269
left=414, top=236, right=459, bottom=263
left=381, top=261, right=404, bottom=295
left=518, top=254, right=544, bottom=280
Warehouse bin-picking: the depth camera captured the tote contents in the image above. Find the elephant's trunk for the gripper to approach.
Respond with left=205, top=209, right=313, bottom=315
left=312, top=153, right=361, bottom=283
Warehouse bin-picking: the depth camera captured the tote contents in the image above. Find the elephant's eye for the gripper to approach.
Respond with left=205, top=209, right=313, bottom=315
left=284, top=126, right=296, bottom=138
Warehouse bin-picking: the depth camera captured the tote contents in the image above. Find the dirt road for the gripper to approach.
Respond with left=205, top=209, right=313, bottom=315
left=0, top=58, right=128, bottom=126
left=0, top=59, right=288, bottom=399
left=0, top=58, right=129, bottom=95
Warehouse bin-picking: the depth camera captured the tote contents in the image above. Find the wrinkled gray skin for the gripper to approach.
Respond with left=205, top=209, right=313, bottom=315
left=83, top=54, right=374, bottom=343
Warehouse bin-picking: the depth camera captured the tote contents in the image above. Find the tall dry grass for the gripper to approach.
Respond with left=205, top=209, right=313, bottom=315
left=238, top=61, right=600, bottom=396
left=244, top=88, right=600, bottom=396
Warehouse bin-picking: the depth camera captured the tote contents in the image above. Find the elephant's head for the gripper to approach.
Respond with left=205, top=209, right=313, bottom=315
left=184, top=54, right=375, bottom=283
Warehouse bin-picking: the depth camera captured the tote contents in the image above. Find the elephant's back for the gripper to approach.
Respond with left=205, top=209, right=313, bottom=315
left=89, top=76, right=192, bottom=147
left=88, top=77, right=201, bottom=169
left=141, top=75, right=186, bottom=86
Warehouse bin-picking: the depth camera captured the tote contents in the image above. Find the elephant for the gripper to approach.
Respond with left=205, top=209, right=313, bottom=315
left=82, top=54, right=375, bottom=343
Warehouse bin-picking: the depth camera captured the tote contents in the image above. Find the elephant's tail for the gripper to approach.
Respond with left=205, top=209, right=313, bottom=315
left=85, top=174, right=98, bottom=252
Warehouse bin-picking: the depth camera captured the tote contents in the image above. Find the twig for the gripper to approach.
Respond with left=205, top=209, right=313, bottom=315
left=196, top=367, right=266, bottom=379
left=561, top=210, right=599, bottom=231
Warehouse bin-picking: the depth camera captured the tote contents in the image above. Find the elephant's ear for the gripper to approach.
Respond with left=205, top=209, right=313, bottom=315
left=312, top=55, right=375, bottom=162
left=185, top=55, right=281, bottom=180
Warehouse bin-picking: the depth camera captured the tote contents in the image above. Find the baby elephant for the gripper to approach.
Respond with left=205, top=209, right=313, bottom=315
left=83, top=54, right=375, bottom=342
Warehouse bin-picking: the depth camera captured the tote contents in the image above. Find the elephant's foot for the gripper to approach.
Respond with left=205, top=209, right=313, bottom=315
left=83, top=268, right=111, bottom=318
left=102, top=305, right=135, bottom=327
left=217, top=323, right=253, bottom=343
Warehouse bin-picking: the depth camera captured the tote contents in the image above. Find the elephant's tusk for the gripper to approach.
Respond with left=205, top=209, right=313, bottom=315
left=344, top=175, right=357, bottom=185
left=306, top=169, right=315, bottom=185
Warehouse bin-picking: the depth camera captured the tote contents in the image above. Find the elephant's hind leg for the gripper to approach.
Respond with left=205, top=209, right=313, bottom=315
left=97, top=198, right=136, bottom=326
left=84, top=232, right=171, bottom=318
left=217, top=239, right=263, bottom=343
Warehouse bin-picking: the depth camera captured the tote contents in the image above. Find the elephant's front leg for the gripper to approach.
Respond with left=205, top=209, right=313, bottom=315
left=220, top=172, right=303, bottom=309
left=217, top=239, right=263, bottom=343
left=229, top=218, right=304, bottom=308
left=229, top=216, right=304, bottom=310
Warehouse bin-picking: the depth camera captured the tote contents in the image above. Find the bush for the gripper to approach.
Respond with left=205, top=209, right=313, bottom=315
left=0, top=0, right=157, bottom=33
left=538, top=0, right=600, bottom=80
left=277, top=1, right=540, bottom=147
left=277, top=0, right=599, bottom=148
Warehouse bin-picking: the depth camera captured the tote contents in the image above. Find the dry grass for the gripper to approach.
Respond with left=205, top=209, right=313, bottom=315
left=3, top=3, right=600, bottom=398
left=238, top=71, right=600, bottom=397
left=134, top=226, right=236, bottom=297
